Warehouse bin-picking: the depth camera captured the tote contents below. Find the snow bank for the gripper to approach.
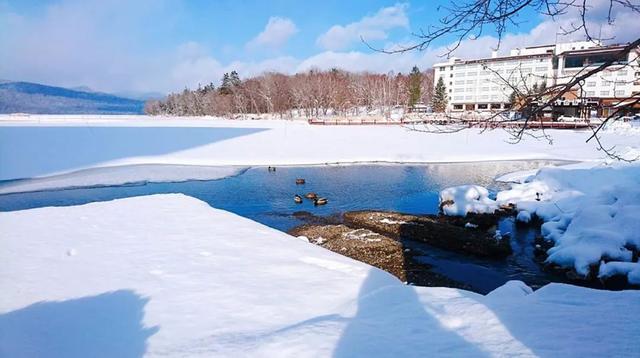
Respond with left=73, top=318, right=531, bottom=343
left=439, top=185, right=498, bottom=216
left=0, top=164, right=245, bottom=195
left=496, top=163, right=640, bottom=282
left=2, top=194, right=638, bottom=356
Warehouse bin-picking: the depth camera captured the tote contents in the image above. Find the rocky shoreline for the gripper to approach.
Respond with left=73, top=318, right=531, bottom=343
left=290, top=209, right=639, bottom=292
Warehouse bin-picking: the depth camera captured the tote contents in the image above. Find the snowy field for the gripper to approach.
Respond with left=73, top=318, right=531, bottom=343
left=1, top=115, right=638, bottom=189
left=1, top=115, right=639, bottom=356
left=2, top=194, right=639, bottom=357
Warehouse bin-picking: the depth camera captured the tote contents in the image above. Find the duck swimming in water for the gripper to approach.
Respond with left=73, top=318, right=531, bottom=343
left=295, top=178, right=306, bottom=185
left=294, top=194, right=303, bottom=204
left=305, top=192, right=318, bottom=200
left=314, top=197, right=328, bottom=206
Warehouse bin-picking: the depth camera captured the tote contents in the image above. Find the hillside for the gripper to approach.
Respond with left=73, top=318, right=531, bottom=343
left=0, top=81, right=144, bottom=114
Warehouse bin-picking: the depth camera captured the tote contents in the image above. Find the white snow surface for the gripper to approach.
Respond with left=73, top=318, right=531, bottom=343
left=0, top=164, right=245, bottom=194
left=2, top=115, right=638, bottom=183
left=439, top=185, right=498, bottom=216
left=1, top=194, right=639, bottom=357
left=496, top=162, right=640, bottom=281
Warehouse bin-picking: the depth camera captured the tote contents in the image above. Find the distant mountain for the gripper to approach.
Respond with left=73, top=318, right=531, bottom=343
left=0, top=81, right=145, bottom=114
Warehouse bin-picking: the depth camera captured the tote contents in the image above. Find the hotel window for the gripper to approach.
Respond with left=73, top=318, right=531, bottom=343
left=454, top=88, right=464, bottom=93
left=615, top=90, right=625, bottom=96
left=586, top=81, right=596, bottom=87
left=535, top=66, right=547, bottom=72
left=600, top=90, right=610, bottom=96
left=466, top=80, right=476, bottom=84
left=617, top=70, right=628, bottom=76
left=465, top=95, right=473, bottom=100
left=454, top=96, right=464, bottom=100
left=440, top=67, right=445, bottom=71
left=491, top=86, right=499, bottom=91
left=585, top=91, right=596, bottom=96
left=481, top=87, right=490, bottom=92
left=603, top=80, right=613, bottom=86
left=453, top=104, right=463, bottom=110
left=480, top=95, right=489, bottom=100
left=467, top=72, right=477, bottom=76
left=455, top=80, right=465, bottom=85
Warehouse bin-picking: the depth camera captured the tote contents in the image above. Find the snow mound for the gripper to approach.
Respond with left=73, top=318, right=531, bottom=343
left=497, top=163, right=640, bottom=281
left=439, top=185, right=498, bottom=216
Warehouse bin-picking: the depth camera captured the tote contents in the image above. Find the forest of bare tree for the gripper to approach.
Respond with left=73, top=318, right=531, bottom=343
left=144, top=68, right=434, bottom=118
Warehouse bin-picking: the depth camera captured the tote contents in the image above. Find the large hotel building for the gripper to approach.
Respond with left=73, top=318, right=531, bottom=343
left=432, top=41, right=640, bottom=116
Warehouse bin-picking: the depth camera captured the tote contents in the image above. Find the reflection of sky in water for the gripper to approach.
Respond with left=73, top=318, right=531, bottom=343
left=0, top=161, right=572, bottom=293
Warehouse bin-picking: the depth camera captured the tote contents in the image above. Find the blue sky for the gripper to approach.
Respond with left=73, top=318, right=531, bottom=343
left=0, top=0, right=636, bottom=94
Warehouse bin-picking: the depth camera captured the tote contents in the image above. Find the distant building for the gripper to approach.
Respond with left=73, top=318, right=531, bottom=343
left=432, top=41, right=640, bottom=116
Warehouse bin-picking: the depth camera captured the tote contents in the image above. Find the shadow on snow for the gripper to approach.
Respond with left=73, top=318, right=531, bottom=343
left=0, top=290, right=158, bottom=358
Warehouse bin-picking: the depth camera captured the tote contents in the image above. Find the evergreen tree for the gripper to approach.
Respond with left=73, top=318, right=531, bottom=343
left=408, top=65, right=422, bottom=108
left=219, top=73, right=232, bottom=95
left=431, top=77, right=448, bottom=112
left=229, top=71, right=241, bottom=86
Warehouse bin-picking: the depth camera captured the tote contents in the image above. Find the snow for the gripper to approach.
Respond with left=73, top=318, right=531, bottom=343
left=0, top=164, right=245, bottom=195
left=496, top=162, right=640, bottom=282
left=1, top=194, right=639, bottom=357
left=599, top=261, right=640, bottom=285
left=516, top=210, right=532, bottom=223
left=2, top=115, right=638, bottom=184
left=439, top=185, right=498, bottom=216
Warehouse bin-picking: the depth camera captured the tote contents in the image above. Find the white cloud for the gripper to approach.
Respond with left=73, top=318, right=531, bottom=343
left=317, top=3, right=409, bottom=51
left=247, top=17, right=298, bottom=50
left=1, top=0, right=637, bottom=95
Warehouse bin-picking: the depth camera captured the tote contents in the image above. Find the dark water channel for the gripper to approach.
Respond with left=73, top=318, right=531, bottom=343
left=0, top=161, right=572, bottom=293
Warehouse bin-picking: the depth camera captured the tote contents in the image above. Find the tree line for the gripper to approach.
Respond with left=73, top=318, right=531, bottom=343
left=144, top=67, right=435, bottom=117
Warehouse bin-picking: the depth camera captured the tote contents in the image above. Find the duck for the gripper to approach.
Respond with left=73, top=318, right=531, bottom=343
left=268, top=166, right=276, bottom=172
left=294, top=194, right=303, bottom=204
left=295, top=178, right=306, bottom=185
left=314, top=197, right=328, bottom=206
left=305, top=192, right=318, bottom=200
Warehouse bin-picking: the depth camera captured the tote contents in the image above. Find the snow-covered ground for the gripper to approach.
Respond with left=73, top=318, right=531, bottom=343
left=2, top=194, right=638, bottom=357
left=1, top=115, right=638, bottom=187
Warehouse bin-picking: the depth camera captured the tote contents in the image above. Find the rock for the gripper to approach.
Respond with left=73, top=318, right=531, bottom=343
left=289, top=223, right=473, bottom=290
left=289, top=224, right=407, bottom=281
left=343, top=211, right=512, bottom=258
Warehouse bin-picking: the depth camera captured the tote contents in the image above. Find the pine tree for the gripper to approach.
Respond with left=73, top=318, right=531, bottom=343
left=431, top=77, right=448, bottom=112
left=219, top=73, right=232, bottom=95
left=230, top=71, right=241, bottom=86
left=408, top=66, right=422, bottom=108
